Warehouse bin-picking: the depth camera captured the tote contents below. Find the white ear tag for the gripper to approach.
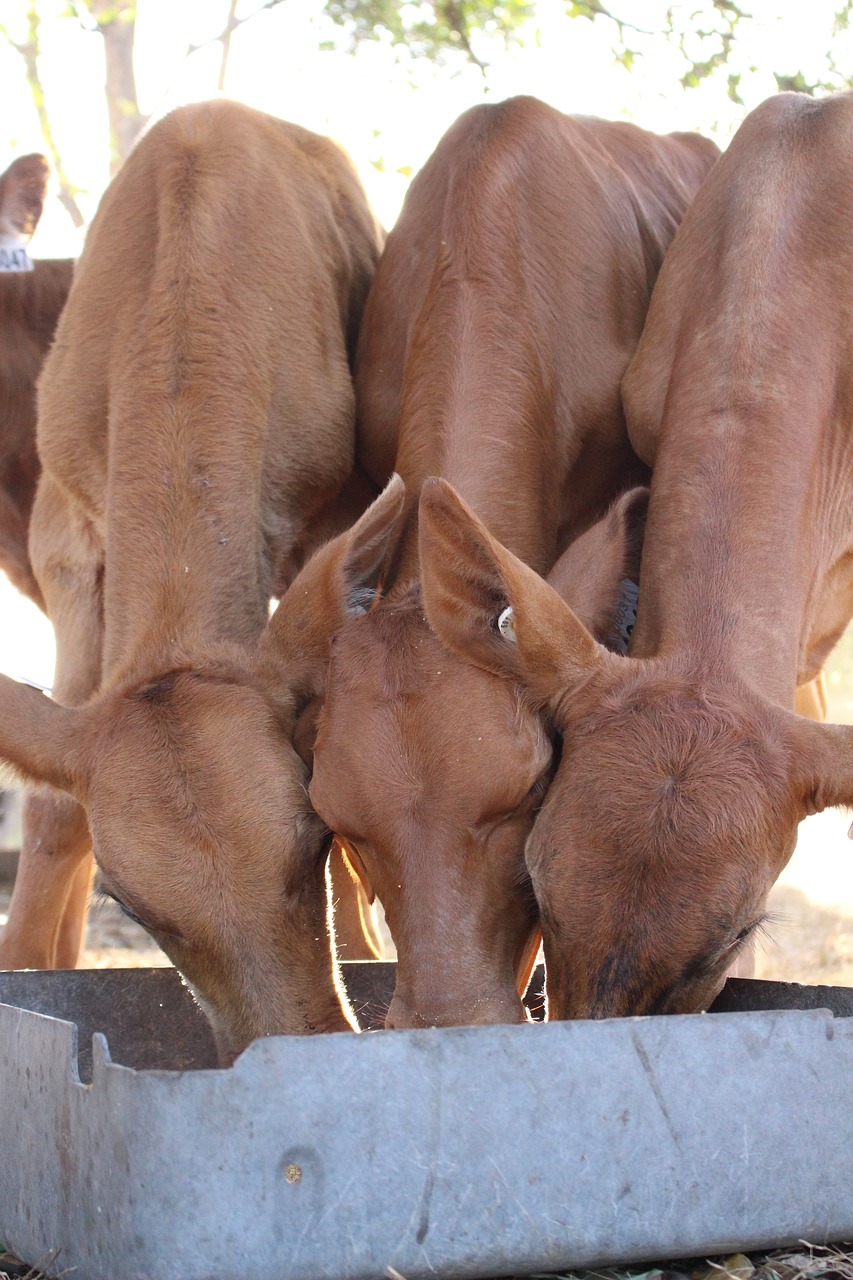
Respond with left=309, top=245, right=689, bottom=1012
left=847, top=816, right=853, bottom=841
left=497, top=605, right=516, bottom=642
left=0, top=235, right=34, bottom=272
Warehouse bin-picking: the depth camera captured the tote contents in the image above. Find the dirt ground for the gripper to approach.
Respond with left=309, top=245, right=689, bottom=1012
left=752, top=808, right=853, bottom=987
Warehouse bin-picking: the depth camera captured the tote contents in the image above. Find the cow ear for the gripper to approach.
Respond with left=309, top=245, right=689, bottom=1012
left=418, top=477, right=608, bottom=711
left=262, top=474, right=407, bottom=699
left=0, top=154, right=50, bottom=239
left=547, top=488, right=648, bottom=654
left=0, top=676, right=88, bottom=797
left=780, top=711, right=853, bottom=822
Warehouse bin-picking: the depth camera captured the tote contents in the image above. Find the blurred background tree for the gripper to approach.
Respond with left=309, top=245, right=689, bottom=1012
left=3, top=0, right=853, bottom=233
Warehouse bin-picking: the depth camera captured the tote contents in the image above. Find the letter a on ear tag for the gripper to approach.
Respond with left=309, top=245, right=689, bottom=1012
left=497, top=605, right=516, bottom=642
left=0, top=236, right=34, bottom=272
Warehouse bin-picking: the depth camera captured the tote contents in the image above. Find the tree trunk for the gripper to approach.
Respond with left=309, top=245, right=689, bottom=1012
left=88, top=0, right=147, bottom=173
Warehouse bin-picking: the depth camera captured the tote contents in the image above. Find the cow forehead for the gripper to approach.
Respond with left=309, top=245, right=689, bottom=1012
left=313, top=618, right=550, bottom=833
left=89, top=669, right=303, bottom=812
left=324, top=605, right=536, bottom=736
left=538, top=677, right=796, bottom=857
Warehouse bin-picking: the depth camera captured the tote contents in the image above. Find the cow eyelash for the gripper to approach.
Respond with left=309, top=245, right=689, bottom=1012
left=526, top=773, right=551, bottom=807
left=721, top=914, right=770, bottom=960
left=92, top=883, right=147, bottom=929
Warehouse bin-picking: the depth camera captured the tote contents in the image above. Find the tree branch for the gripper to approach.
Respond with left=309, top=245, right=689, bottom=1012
left=0, top=6, right=86, bottom=228
left=568, top=1, right=654, bottom=39
left=438, top=0, right=488, bottom=73
left=186, top=0, right=291, bottom=60
left=217, top=0, right=240, bottom=92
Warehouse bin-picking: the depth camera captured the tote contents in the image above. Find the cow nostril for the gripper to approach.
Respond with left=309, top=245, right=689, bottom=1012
left=384, top=996, right=415, bottom=1031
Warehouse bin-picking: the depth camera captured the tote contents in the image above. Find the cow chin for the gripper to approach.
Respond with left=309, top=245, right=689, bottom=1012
left=166, top=925, right=358, bottom=1066
left=381, top=904, right=538, bottom=1030
left=541, top=931, right=729, bottom=1022
left=200, top=989, right=355, bottom=1068
left=385, top=985, right=527, bottom=1031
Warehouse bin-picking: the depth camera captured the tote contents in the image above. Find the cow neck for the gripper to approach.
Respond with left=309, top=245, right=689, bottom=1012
left=390, top=317, right=561, bottom=586
left=0, top=258, right=73, bottom=332
left=630, top=402, right=852, bottom=706
left=102, top=408, right=271, bottom=678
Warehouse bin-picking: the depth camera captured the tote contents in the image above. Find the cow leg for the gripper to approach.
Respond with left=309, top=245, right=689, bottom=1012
left=328, top=842, right=384, bottom=960
left=0, top=479, right=102, bottom=971
left=53, top=850, right=95, bottom=968
left=0, top=793, right=91, bottom=969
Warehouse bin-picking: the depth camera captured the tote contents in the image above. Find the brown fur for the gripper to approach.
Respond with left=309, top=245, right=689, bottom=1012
left=0, top=101, right=390, bottom=1060
left=308, top=97, right=718, bottom=1028
left=0, top=154, right=73, bottom=607
left=422, top=92, right=853, bottom=1020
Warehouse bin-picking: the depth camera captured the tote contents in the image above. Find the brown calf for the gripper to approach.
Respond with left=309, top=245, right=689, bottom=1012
left=0, top=154, right=73, bottom=607
left=420, top=91, right=853, bottom=1020
left=0, top=100, right=390, bottom=1061
left=304, top=96, right=719, bottom=1028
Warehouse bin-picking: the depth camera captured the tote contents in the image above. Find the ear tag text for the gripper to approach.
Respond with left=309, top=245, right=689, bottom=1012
left=0, top=236, right=34, bottom=272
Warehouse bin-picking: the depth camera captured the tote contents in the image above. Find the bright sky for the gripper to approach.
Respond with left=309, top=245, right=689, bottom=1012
left=1, top=0, right=852, bottom=689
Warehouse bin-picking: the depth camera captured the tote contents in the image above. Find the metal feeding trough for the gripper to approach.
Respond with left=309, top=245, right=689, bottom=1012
left=0, top=966, right=851, bottom=1280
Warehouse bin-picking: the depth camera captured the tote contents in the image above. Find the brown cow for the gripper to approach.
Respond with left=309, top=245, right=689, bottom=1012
left=0, top=100, right=394, bottom=1061
left=304, top=96, right=719, bottom=1028
left=0, top=153, right=73, bottom=608
left=0, top=152, right=372, bottom=966
left=420, top=90, right=853, bottom=1020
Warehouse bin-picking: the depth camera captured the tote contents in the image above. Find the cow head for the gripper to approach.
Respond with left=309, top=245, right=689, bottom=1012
left=306, top=477, right=646, bottom=1029
left=308, top=594, right=548, bottom=1029
left=0, top=478, right=406, bottom=1061
left=418, top=479, right=851, bottom=1020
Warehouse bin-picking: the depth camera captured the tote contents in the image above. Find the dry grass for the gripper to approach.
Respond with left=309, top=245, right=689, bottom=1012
left=516, top=1243, right=853, bottom=1280
left=0, top=1249, right=70, bottom=1280
left=753, top=886, right=853, bottom=988
left=4, top=1245, right=852, bottom=1280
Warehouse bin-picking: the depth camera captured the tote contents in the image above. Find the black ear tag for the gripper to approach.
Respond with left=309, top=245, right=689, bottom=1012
left=346, top=586, right=378, bottom=616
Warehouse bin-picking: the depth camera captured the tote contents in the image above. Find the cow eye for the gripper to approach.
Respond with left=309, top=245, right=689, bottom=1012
left=94, top=884, right=147, bottom=929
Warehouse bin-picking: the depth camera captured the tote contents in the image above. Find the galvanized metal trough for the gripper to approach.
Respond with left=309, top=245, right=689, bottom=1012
left=0, top=965, right=851, bottom=1280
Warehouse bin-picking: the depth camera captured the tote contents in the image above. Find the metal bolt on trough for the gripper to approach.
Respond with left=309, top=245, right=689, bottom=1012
left=0, top=966, right=851, bottom=1280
